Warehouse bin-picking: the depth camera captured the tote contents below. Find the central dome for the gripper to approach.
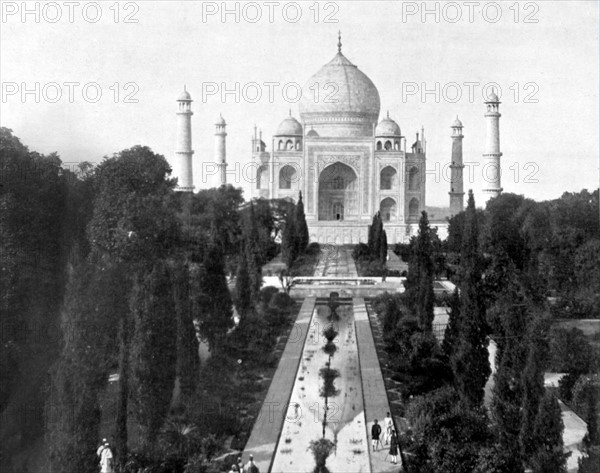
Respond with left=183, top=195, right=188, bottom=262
left=299, top=50, right=380, bottom=136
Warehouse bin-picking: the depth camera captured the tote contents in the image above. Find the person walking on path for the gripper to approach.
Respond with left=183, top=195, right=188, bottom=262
left=244, top=454, right=260, bottom=473
left=371, top=419, right=383, bottom=451
left=96, top=439, right=113, bottom=473
left=383, top=412, right=393, bottom=445
left=389, top=429, right=399, bottom=464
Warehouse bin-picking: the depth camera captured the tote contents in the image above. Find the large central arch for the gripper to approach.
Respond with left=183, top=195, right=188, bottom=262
left=318, top=162, right=358, bottom=221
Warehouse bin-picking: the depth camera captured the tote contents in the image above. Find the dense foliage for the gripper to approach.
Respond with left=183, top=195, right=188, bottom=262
left=1, top=129, right=296, bottom=472
left=373, top=186, right=595, bottom=473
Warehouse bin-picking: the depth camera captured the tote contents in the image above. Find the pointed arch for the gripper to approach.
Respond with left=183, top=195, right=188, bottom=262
left=318, top=162, right=358, bottom=221
left=256, top=165, right=269, bottom=190
left=380, top=197, right=397, bottom=222
left=380, top=166, right=397, bottom=190
left=279, top=165, right=297, bottom=189
left=408, top=198, right=419, bottom=221
left=408, top=166, right=420, bottom=191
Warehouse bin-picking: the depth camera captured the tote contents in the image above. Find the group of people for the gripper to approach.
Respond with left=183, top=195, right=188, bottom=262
left=97, top=439, right=259, bottom=473
left=371, top=412, right=400, bottom=465
left=228, top=453, right=260, bottom=473
left=98, top=422, right=398, bottom=472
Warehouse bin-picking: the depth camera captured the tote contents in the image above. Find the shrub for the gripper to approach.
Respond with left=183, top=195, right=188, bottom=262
left=309, top=438, right=335, bottom=473
left=572, top=374, right=600, bottom=421
left=270, top=291, right=294, bottom=310
left=548, top=327, right=597, bottom=373
left=394, top=242, right=412, bottom=262
left=372, top=292, right=403, bottom=334
left=264, top=306, right=288, bottom=328
left=322, top=325, right=338, bottom=343
left=306, top=242, right=321, bottom=256
left=352, top=243, right=370, bottom=261
left=362, top=261, right=386, bottom=276
left=319, top=367, right=341, bottom=399
left=322, top=342, right=337, bottom=357
left=558, top=372, right=579, bottom=402
left=259, top=286, right=280, bottom=305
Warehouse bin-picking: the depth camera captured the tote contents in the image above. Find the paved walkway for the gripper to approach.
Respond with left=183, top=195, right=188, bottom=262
left=242, top=297, right=316, bottom=472
left=354, top=298, right=400, bottom=472
left=560, top=400, right=587, bottom=472
left=313, top=246, right=358, bottom=277
left=244, top=247, right=397, bottom=472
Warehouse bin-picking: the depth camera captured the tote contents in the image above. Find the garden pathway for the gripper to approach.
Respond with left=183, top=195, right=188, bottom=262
left=242, top=297, right=316, bottom=472
left=354, top=298, right=402, bottom=472
left=244, top=247, right=398, bottom=472
left=313, top=246, right=358, bottom=277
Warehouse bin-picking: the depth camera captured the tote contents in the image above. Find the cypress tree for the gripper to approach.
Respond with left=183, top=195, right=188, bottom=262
left=530, top=392, right=567, bottom=473
left=46, top=263, right=119, bottom=472
left=246, top=203, right=263, bottom=301
left=379, top=229, right=388, bottom=265
left=295, top=191, right=310, bottom=254
left=442, top=288, right=461, bottom=359
left=491, top=279, right=529, bottom=464
left=451, top=191, right=490, bottom=408
left=110, top=263, right=131, bottom=465
left=584, top=384, right=599, bottom=446
left=520, top=316, right=550, bottom=459
left=405, top=211, right=435, bottom=331
left=194, top=241, right=233, bottom=354
left=372, top=212, right=382, bottom=260
left=282, top=210, right=298, bottom=270
left=172, top=262, right=199, bottom=403
left=130, top=262, right=177, bottom=447
left=235, top=248, right=253, bottom=316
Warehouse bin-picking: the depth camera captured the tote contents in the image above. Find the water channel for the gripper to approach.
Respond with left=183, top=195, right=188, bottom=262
left=270, top=301, right=369, bottom=472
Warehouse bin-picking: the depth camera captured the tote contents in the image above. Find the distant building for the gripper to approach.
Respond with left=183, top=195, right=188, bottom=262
left=251, top=34, right=428, bottom=244
left=173, top=34, right=506, bottom=243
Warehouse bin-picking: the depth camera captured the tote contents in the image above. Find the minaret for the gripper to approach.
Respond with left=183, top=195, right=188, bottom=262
left=214, top=114, right=227, bottom=186
left=175, top=86, right=194, bottom=192
left=482, top=90, right=503, bottom=200
left=449, top=116, right=465, bottom=215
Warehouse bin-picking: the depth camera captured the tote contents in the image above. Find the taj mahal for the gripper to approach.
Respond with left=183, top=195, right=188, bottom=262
left=171, top=34, right=503, bottom=244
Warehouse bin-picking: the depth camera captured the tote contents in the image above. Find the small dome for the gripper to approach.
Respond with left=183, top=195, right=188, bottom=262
left=485, top=90, right=499, bottom=103
left=276, top=115, right=303, bottom=136
left=376, top=113, right=401, bottom=136
left=216, top=114, right=226, bottom=125
left=178, top=87, right=192, bottom=101
left=452, top=116, right=463, bottom=127
left=306, top=128, right=319, bottom=137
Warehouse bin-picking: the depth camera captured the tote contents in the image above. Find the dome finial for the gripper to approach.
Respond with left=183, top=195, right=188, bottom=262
left=289, top=108, right=292, bottom=116
left=387, top=110, right=390, bottom=119
left=337, top=30, right=342, bottom=53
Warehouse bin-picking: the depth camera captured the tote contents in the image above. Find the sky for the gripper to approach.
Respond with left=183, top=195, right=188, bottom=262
left=1, top=0, right=599, bottom=207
